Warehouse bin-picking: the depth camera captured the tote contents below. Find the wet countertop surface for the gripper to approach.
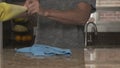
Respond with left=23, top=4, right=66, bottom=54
left=84, top=48, right=120, bottom=68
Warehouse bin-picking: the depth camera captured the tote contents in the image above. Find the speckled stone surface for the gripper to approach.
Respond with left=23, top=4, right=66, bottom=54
left=3, top=48, right=85, bottom=68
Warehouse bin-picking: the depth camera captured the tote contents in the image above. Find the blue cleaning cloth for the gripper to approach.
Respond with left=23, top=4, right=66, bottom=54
left=16, top=44, right=72, bottom=57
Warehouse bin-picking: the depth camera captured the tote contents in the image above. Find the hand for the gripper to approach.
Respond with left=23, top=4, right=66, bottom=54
left=24, top=0, right=43, bottom=15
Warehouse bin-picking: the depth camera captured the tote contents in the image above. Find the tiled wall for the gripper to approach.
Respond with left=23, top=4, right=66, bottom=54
left=96, top=0, right=120, bottom=22
left=96, top=0, right=120, bottom=7
left=94, top=0, right=120, bottom=32
left=98, top=11, right=120, bottom=22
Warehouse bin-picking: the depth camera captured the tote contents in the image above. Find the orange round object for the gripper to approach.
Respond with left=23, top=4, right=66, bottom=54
left=22, top=36, right=27, bottom=41
left=26, top=35, right=32, bottom=41
left=15, top=35, right=21, bottom=41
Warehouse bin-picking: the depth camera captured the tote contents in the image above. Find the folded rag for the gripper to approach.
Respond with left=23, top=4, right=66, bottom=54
left=0, top=2, right=27, bottom=22
left=16, top=44, right=72, bottom=57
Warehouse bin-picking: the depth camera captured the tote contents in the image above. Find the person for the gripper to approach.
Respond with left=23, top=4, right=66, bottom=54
left=24, top=0, right=96, bottom=48
left=0, top=2, right=27, bottom=22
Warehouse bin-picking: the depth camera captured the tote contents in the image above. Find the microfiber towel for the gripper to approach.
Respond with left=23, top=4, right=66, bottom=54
left=16, top=44, right=72, bottom=57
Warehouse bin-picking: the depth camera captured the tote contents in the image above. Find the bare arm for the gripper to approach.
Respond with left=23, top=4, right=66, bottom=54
left=44, top=2, right=92, bottom=25
left=25, top=0, right=92, bottom=25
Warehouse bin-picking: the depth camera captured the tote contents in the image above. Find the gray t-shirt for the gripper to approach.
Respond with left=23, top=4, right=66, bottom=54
left=34, top=0, right=96, bottom=48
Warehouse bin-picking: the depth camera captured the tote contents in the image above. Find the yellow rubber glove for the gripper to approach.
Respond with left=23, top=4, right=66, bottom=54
left=0, top=2, right=27, bottom=22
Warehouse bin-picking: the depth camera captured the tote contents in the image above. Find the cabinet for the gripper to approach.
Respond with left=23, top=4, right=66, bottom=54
left=11, top=18, right=34, bottom=42
left=3, top=17, right=35, bottom=48
left=3, top=0, right=36, bottom=48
